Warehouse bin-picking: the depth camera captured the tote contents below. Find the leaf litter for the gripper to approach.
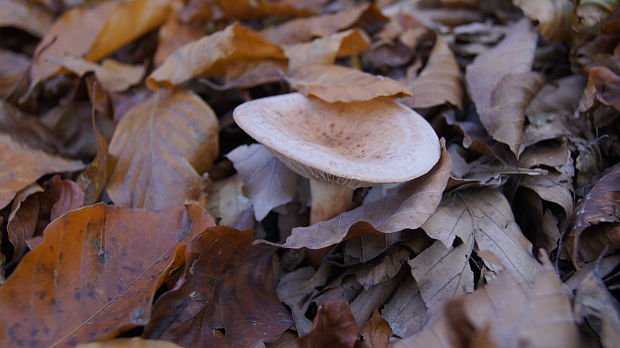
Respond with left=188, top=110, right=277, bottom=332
left=1, top=0, right=620, bottom=347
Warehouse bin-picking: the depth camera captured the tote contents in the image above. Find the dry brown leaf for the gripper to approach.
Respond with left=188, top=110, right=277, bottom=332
left=485, top=72, right=546, bottom=156
left=46, top=57, right=145, bottom=93
left=0, top=203, right=214, bottom=347
left=77, top=337, right=183, bottom=348
left=207, top=174, right=252, bottom=226
left=147, top=22, right=285, bottom=89
left=408, top=238, right=474, bottom=309
left=154, top=4, right=208, bottom=67
left=406, top=35, right=463, bottom=109
left=513, top=0, right=574, bottom=42
left=7, top=184, right=44, bottom=261
left=381, top=275, right=427, bottom=339
left=77, top=117, right=111, bottom=205
left=180, top=0, right=326, bottom=22
left=361, top=311, right=393, bottom=348
left=30, top=0, right=168, bottom=90
left=0, top=100, right=63, bottom=154
left=578, top=66, right=620, bottom=113
left=266, top=144, right=450, bottom=249
left=0, top=134, right=84, bottom=210
left=344, top=230, right=425, bottom=264
left=47, top=175, right=85, bottom=221
left=107, top=89, right=218, bottom=209
left=0, top=50, right=30, bottom=99
left=298, top=301, right=360, bottom=348
left=261, top=3, right=388, bottom=45
left=350, top=268, right=405, bottom=327
left=465, top=19, right=538, bottom=156
left=276, top=266, right=317, bottom=335
left=204, top=59, right=287, bottom=90
left=226, top=144, right=298, bottom=221
left=356, top=246, right=412, bottom=290
left=571, top=163, right=620, bottom=263
left=286, top=65, right=412, bottom=103
left=283, top=29, right=370, bottom=71
left=0, top=0, right=53, bottom=37
left=143, top=228, right=292, bottom=347
left=425, top=190, right=542, bottom=287
left=393, top=258, right=580, bottom=348
left=574, top=263, right=620, bottom=348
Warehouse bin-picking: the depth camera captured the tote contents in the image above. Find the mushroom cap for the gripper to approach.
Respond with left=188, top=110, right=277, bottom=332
left=233, top=93, right=441, bottom=189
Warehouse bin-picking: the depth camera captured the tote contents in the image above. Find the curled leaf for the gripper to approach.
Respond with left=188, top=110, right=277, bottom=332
left=513, top=0, right=574, bottom=42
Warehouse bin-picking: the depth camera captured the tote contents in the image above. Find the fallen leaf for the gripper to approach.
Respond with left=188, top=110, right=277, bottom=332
left=202, top=59, right=287, bottom=90
left=77, top=337, right=183, bottom=348
left=47, top=175, right=85, bottom=220
left=30, top=0, right=169, bottom=90
left=565, top=254, right=620, bottom=291
left=0, top=49, right=30, bottom=99
left=350, top=268, right=405, bottom=327
left=361, top=310, right=393, bottom=348
left=578, top=66, right=620, bottom=113
left=513, top=0, right=574, bottom=42
left=298, top=301, right=360, bottom=348
left=77, top=116, right=111, bottom=205
left=574, top=262, right=620, bottom=348
left=484, top=71, right=546, bottom=155
left=107, top=89, right=219, bottom=209
left=406, top=35, right=463, bottom=109
left=276, top=266, right=317, bottom=335
left=46, top=57, right=145, bottom=93
left=153, top=4, right=208, bottom=67
left=180, top=0, right=326, bottom=22
left=465, top=19, right=538, bottom=155
left=0, top=134, right=84, bottom=210
left=408, top=238, right=474, bottom=309
left=381, top=275, right=427, bottom=338
left=393, top=258, right=580, bottom=348
left=344, top=230, right=424, bottom=264
left=286, top=64, right=412, bottom=103
left=147, top=23, right=285, bottom=89
left=226, top=144, right=298, bottom=221
left=267, top=144, right=450, bottom=249
left=7, top=184, right=44, bottom=261
left=261, top=3, right=388, bottom=45
left=571, top=162, right=620, bottom=263
left=0, top=0, right=54, bottom=37
left=207, top=174, right=252, bottom=226
left=143, top=228, right=292, bottom=347
left=356, top=246, right=412, bottom=290
left=0, top=100, right=63, bottom=154
left=0, top=203, right=215, bottom=347
left=283, top=29, right=370, bottom=71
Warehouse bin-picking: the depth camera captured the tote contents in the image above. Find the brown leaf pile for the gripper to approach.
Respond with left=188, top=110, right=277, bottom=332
left=1, top=0, right=620, bottom=347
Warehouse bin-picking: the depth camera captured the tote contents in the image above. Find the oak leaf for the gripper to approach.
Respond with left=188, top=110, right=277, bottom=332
left=107, top=89, right=219, bottom=209
left=0, top=203, right=215, bottom=347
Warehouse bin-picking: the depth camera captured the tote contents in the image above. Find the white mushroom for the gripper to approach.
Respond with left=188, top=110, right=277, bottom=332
left=233, top=92, right=440, bottom=224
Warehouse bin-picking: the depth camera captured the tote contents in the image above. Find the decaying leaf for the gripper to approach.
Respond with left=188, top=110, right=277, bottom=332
left=207, top=174, right=252, bottom=226
left=286, top=64, right=411, bottom=103
left=571, top=162, right=620, bottom=263
left=180, top=0, right=326, bottom=22
left=574, top=263, right=620, bottom=348
left=154, top=5, right=208, bottom=67
left=77, top=337, right=183, bottom=348
left=0, top=50, right=30, bottom=99
left=465, top=19, right=538, bottom=155
left=0, top=134, right=84, bottom=210
left=226, top=144, right=298, bottom=221
left=0, top=203, right=215, bottom=347
left=381, top=275, right=427, bottom=338
left=261, top=3, right=388, bottom=45
left=107, top=89, right=219, bottom=209
left=283, top=29, right=370, bottom=71
left=361, top=311, right=393, bottom=348
left=298, top=301, right=360, bottom=348
left=513, top=0, right=574, bottom=42
left=268, top=144, right=450, bottom=249
left=406, top=35, right=463, bottom=109
left=0, top=0, right=54, bottom=37
left=143, top=227, right=292, bottom=347
left=7, top=184, right=44, bottom=261
left=578, top=66, right=620, bottom=113
left=77, top=116, right=111, bottom=205
left=147, top=22, right=285, bottom=89
left=45, top=57, right=145, bottom=93
left=0, top=100, right=63, bottom=154
left=393, top=258, right=580, bottom=348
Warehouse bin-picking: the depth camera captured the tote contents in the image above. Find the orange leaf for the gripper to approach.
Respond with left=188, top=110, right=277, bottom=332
left=147, top=22, right=285, bottom=89
left=0, top=134, right=83, bottom=210
left=285, top=64, right=411, bottom=103
left=0, top=203, right=215, bottom=347
left=107, top=89, right=218, bottom=209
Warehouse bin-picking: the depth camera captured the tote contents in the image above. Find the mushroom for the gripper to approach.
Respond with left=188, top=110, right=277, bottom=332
left=233, top=92, right=440, bottom=225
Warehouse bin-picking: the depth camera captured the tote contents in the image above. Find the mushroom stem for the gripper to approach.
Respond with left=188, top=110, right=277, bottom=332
left=309, top=180, right=353, bottom=225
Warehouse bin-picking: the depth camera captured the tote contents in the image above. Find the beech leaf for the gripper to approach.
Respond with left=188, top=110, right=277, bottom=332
left=298, top=301, right=360, bottom=348
left=0, top=203, right=215, bottom=347
left=226, top=144, right=298, bottom=221
left=107, top=89, right=219, bottom=209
